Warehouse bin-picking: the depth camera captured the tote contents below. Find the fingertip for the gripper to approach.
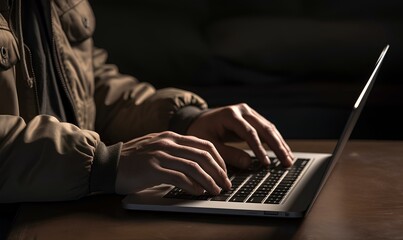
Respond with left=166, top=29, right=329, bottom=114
left=288, top=156, right=295, bottom=166
left=264, top=156, right=271, bottom=166
left=257, top=144, right=269, bottom=161
left=282, top=156, right=294, bottom=167
left=219, top=169, right=232, bottom=190
left=210, top=185, right=222, bottom=195
left=224, top=177, right=232, bottom=190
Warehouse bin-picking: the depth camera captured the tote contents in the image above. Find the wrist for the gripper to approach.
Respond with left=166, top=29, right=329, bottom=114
left=90, top=142, right=123, bottom=194
left=169, top=106, right=207, bottom=135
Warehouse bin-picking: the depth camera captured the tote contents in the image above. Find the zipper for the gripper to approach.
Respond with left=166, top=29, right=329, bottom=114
left=13, top=0, right=34, bottom=89
left=23, top=45, right=40, bottom=115
left=12, top=0, right=40, bottom=115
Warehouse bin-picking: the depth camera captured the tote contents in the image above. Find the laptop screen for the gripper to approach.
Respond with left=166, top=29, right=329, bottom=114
left=306, top=45, right=390, bottom=214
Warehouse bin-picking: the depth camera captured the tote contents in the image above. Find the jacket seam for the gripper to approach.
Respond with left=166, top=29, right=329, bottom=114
left=58, top=0, right=86, bottom=18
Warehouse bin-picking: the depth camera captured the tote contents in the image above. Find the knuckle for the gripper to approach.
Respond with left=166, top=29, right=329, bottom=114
left=159, top=131, right=169, bottom=137
left=153, top=150, right=168, bottom=161
left=238, top=102, right=249, bottom=110
left=154, top=149, right=169, bottom=158
left=153, top=150, right=164, bottom=156
left=236, top=103, right=254, bottom=116
left=246, top=127, right=258, bottom=138
left=201, top=139, right=215, bottom=149
left=198, top=150, right=212, bottom=160
left=154, top=139, right=172, bottom=149
left=263, top=123, right=276, bottom=132
left=150, top=162, right=163, bottom=172
left=206, top=140, right=215, bottom=148
left=160, top=131, right=177, bottom=138
left=224, top=106, right=239, bottom=117
left=185, top=161, right=201, bottom=171
left=183, top=135, right=198, bottom=142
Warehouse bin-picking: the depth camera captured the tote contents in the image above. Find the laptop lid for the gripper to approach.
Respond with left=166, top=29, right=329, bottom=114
left=305, top=44, right=390, bottom=214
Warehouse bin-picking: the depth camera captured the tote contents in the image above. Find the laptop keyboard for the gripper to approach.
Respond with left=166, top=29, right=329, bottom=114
left=164, top=158, right=310, bottom=204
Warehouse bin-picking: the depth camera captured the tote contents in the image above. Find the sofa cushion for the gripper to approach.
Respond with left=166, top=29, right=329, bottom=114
left=206, top=17, right=400, bottom=80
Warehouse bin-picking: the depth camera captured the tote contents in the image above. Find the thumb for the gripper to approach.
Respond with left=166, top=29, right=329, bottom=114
left=214, top=142, right=252, bottom=169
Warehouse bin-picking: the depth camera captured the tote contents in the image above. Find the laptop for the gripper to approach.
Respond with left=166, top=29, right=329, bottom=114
left=122, top=45, right=390, bottom=218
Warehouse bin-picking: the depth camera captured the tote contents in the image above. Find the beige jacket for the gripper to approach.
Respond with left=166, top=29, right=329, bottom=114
left=0, top=0, right=207, bottom=203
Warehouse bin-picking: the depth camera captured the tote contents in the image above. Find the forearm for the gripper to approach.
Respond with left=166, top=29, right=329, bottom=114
left=0, top=115, right=121, bottom=203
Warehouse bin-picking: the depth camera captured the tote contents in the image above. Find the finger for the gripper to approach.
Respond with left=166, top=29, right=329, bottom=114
left=272, top=127, right=294, bottom=158
left=175, top=135, right=227, bottom=172
left=214, top=142, right=253, bottom=169
left=157, top=151, right=222, bottom=194
left=224, top=115, right=270, bottom=166
left=246, top=111, right=294, bottom=167
left=251, top=109, right=294, bottom=156
left=162, top=141, right=231, bottom=191
left=155, top=132, right=229, bottom=185
left=159, top=167, right=205, bottom=195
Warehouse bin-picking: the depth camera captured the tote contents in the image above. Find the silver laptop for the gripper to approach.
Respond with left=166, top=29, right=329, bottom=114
left=122, top=45, right=389, bottom=218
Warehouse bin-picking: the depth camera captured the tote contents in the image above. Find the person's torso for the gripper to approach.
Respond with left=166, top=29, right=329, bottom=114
left=0, top=0, right=97, bottom=130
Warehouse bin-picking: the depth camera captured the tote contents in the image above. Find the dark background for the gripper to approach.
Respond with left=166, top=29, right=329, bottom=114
left=90, top=0, right=403, bottom=140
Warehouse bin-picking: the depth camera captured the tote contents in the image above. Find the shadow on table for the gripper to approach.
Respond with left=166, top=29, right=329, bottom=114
left=12, top=194, right=304, bottom=240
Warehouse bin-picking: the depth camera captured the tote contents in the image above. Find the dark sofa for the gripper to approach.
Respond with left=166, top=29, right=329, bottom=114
left=91, top=0, right=403, bottom=139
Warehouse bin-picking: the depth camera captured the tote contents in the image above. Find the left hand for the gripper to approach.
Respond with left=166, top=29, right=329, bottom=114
left=187, top=103, right=294, bottom=169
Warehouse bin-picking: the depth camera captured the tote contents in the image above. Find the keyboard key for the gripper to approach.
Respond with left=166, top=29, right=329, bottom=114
left=229, top=197, right=245, bottom=202
left=164, top=158, right=310, bottom=206
left=211, top=195, right=230, bottom=201
left=246, top=196, right=265, bottom=203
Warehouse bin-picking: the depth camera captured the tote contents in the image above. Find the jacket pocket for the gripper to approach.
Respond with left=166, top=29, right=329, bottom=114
left=0, top=14, right=19, bottom=71
left=57, top=0, right=96, bottom=43
left=0, top=13, right=20, bottom=115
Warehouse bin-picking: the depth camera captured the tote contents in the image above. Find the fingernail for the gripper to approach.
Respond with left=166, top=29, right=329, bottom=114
left=225, top=178, right=232, bottom=190
left=215, top=186, right=222, bottom=195
left=265, top=156, right=271, bottom=165
left=288, top=156, right=294, bottom=165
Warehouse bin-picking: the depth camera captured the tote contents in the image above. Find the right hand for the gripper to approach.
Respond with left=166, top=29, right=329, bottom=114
left=115, top=131, right=232, bottom=195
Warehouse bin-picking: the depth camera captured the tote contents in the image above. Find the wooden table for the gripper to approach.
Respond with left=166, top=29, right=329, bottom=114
left=7, top=140, right=403, bottom=240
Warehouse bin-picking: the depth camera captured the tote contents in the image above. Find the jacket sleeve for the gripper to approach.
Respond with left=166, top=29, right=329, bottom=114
left=0, top=115, right=122, bottom=203
left=92, top=48, right=208, bottom=144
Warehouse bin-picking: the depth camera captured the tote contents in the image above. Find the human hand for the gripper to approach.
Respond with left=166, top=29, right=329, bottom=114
left=115, top=131, right=232, bottom=195
left=187, top=103, right=294, bottom=169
